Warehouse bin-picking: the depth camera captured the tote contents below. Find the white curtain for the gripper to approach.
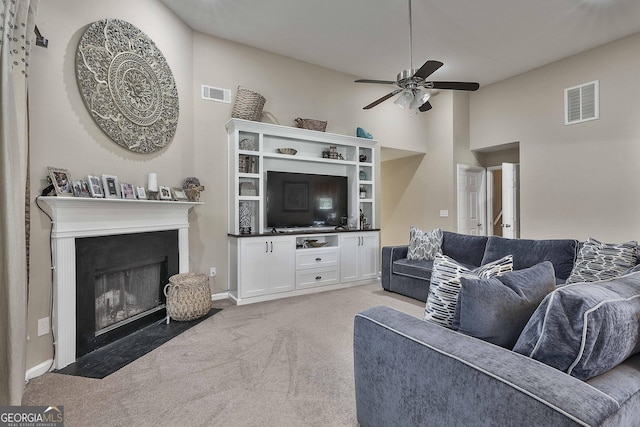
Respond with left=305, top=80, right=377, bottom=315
left=0, top=0, right=39, bottom=406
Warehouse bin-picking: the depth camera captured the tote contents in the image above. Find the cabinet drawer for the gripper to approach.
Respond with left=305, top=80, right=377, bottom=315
left=296, top=267, right=339, bottom=289
left=296, top=248, right=339, bottom=270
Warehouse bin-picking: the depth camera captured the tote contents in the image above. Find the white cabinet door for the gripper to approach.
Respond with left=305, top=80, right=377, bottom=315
left=340, top=232, right=379, bottom=282
left=340, top=234, right=360, bottom=282
left=358, top=233, right=380, bottom=280
left=239, top=236, right=295, bottom=298
left=267, top=238, right=296, bottom=293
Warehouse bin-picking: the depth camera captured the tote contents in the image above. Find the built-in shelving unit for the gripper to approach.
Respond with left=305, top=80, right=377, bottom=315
left=226, top=118, right=377, bottom=235
left=226, top=119, right=380, bottom=305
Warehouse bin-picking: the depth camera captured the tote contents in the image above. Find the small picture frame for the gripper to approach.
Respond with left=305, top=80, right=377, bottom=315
left=47, top=167, right=74, bottom=197
left=102, top=174, right=120, bottom=199
left=172, top=187, right=188, bottom=201
left=120, top=182, right=136, bottom=200
left=159, top=185, right=172, bottom=200
left=135, top=186, right=147, bottom=200
left=87, top=175, right=104, bottom=198
left=72, top=180, right=91, bottom=198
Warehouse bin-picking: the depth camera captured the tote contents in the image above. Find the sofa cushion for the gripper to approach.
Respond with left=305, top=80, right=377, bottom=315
left=453, top=261, right=556, bottom=348
left=407, top=226, right=443, bottom=261
left=441, top=231, right=488, bottom=268
left=481, top=236, right=578, bottom=280
left=566, top=237, right=638, bottom=284
left=513, top=272, right=640, bottom=381
left=424, top=254, right=513, bottom=329
left=392, top=258, right=434, bottom=281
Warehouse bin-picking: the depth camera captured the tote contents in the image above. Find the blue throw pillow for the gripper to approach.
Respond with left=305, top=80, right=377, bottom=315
left=453, top=261, right=556, bottom=349
left=513, top=272, right=640, bottom=380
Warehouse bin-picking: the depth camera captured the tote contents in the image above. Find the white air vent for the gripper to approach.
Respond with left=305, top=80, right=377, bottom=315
left=564, top=80, right=599, bottom=125
left=201, top=85, right=231, bottom=103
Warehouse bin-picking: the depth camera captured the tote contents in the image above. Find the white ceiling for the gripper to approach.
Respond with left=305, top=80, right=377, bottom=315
left=160, top=0, right=640, bottom=87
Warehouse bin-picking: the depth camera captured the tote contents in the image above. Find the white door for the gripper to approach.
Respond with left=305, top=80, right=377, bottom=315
left=457, top=165, right=486, bottom=235
left=502, top=163, right=519, bottom=238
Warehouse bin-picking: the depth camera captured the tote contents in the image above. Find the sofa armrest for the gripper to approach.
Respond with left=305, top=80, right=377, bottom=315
left=354, top=306, right=621, bottom=427
left=381, top=245, right=409, bottom=291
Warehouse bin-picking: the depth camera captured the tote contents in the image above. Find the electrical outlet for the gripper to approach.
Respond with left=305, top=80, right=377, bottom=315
left=209, top=267, right=217, bottom=277
left=37, top=317, right=50, bottom=337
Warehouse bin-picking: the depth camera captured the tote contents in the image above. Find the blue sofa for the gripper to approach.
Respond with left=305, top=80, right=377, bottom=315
left=355, top=231, right=640, bottom=426
left=381, top=231, right=577, bottom=302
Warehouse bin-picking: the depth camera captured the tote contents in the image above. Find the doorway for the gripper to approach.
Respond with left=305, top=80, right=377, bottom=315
left=457, top=162, right=520, bottom=238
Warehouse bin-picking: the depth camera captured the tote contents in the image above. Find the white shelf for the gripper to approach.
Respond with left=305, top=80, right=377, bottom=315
left=227, top=118, right=377, bottom=235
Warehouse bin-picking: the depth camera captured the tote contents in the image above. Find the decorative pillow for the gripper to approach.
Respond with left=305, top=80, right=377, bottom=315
left=513, top=272, right=640, bottom=380
left=453, top=261, right=556, bottom=348
left=407, top=226, right=443, bottom=261
left=424, top=254, right=513, bottom=328
left=566, top=238, right=638, bottom=284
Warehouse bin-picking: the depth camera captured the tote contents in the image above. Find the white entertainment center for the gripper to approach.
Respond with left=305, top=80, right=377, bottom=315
left=226, top=118, right=380, bottom=305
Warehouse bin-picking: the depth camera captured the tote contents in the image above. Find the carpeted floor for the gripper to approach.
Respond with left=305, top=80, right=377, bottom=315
left=22, top=282, right=423, bottom=427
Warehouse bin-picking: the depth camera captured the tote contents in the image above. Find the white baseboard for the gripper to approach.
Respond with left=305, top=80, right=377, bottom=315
left=25, top=359, right=53, bottom=382
left=211, top=291, right=229, bottom=301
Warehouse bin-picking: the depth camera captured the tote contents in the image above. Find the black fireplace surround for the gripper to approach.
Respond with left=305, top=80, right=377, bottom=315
left=75, top=230, right=179, bottom=357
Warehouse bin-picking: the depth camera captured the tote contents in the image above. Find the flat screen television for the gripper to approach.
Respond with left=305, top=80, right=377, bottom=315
left=266, top=171, right=348, bottom=229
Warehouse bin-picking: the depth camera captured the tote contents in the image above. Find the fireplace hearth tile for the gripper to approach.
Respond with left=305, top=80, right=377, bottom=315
left=54, top=308, right=221, bottom=379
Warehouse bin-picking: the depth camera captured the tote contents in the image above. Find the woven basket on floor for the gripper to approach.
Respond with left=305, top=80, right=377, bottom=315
left=164, top=273, right=212, bottom=321
left=232, top=86, right=266, bottom=121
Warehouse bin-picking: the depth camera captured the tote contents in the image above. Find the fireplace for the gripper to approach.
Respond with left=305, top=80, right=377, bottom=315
left=75, top=231, right=178, bottom=357
left=41, top=197, right=200, bottom=369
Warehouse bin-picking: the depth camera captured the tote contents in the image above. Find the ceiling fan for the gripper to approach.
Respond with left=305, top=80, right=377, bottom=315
left=355, top=0, right=479, bottom=112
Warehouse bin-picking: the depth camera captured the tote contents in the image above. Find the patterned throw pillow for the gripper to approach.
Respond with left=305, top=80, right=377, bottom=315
left=407, top=226, right=443, bottom=261
left=424, top=254, right=513, bottom=328
left=566, top=238, right=638, bottom=284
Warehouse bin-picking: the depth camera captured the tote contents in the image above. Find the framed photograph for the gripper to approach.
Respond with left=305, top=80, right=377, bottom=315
left=172, top=187, right=188, bottom=201
left=87, top=175, right=104, bottom=198
left=72, top=180, right=91, bottom=198
left=102, top=174, right=120, bottom=199
left=159, top=185, right=172, bottom=200
left=120, top=182, right=136, bottom=200
left=47, top=167, right=74, bottom=197
left=135, top=186, right=147, bottom=200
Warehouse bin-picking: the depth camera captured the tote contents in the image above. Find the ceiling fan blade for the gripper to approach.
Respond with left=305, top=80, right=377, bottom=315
left=355, top=79, right=396, bottom=84
left=418, top=101, right=432, bottom=112
left=413, top=60, right=444, bottom=80
left=431, top=81, right=480, bottom=91
left=363, top=89, right=403, bottom=109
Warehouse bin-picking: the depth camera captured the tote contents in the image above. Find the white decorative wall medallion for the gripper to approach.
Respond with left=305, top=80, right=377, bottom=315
left=75, top=19, right=179, bottom=154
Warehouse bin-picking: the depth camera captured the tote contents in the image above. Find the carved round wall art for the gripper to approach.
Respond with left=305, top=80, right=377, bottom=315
left=75, top=19, right=179, bottom=154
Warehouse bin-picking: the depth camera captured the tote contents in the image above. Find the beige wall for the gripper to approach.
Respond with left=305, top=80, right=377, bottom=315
left=26, top=0, right=434, bottom=371
left=470, top=32, right=640, bottom=241
left=380, top=91, right=481, bottom=247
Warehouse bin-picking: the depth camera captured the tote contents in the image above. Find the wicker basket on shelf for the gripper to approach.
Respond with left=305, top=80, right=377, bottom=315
left=232, top=87, right=266, bottom=122
left=295, top=117, right=327, bottom=132
left=164, top=273, right=212, bottom=321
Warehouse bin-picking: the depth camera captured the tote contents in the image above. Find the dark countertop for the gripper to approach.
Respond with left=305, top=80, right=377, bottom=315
left=228, top=228, right=380, bottom=238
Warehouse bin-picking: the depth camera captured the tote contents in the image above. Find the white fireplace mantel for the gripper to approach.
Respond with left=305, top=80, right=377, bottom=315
left=39, top=197, right=202, bottom=369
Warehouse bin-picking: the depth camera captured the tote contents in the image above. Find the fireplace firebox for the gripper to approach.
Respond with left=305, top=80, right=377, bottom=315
left=75, top=231, right=178, bottom=357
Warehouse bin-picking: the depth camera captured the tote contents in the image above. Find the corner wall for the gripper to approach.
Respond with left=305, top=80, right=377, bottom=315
left=470, top=32, right=640, bottom=241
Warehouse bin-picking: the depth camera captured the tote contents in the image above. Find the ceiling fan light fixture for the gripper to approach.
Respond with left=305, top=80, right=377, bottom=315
left=394, top=88, right=430, bottom=110
left=394, top=89, right=415, bottom=109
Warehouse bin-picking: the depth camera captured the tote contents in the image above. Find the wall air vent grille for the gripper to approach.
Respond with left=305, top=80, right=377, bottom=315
left=565, top=80, right=599, bottom=125
left=202, top=85, right=231, bottom=103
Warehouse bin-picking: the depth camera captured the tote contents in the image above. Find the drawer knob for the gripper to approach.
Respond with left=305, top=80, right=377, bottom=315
left=315, top=257, right=322, bottom=261
left=315, top=276, right=322, bottom=280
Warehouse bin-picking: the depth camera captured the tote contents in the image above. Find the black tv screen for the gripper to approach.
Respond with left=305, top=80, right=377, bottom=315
left=266, top=171, right=348, bottom=228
